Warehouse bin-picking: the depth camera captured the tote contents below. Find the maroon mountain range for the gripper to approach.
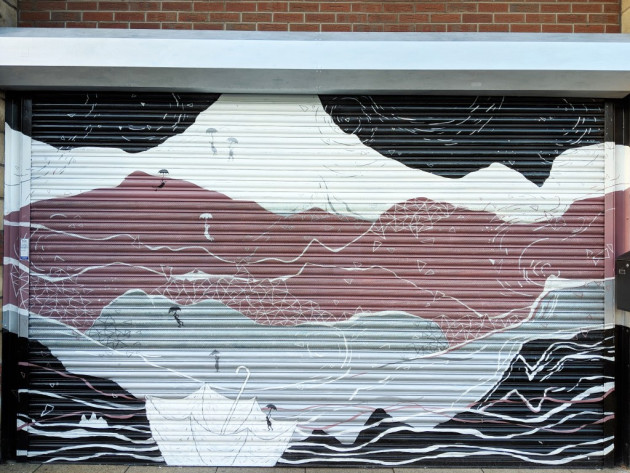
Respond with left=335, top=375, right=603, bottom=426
left=7, top=171, right=606, bottom=346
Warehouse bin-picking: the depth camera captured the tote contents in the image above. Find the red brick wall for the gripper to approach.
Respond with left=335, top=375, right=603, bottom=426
left=18, top=1, right=621, bottom=33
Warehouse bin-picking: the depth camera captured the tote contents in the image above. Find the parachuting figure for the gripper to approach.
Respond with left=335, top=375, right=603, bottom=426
left=265, top=404, right=277, bottom=431
left=168, top=306, right=183, bottom=327
left=155, top=169, right=169, bottom=190
left=211, top=349, right=220, bottom=372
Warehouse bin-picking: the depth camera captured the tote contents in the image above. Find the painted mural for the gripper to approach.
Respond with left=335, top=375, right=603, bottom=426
left=4, top=93, right=616, bottom=466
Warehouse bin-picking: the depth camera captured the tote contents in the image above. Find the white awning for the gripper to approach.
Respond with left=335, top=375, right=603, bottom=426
left=1, top=28, right=630, bottom=97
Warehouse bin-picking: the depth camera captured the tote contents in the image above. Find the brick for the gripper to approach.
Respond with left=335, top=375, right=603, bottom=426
left=511, top=23, right=542, bottom=32
left=114, top=11, right=146, bottom=21
left=493, top=13, right=526, bottom=22
left=225, top=22, right=255, bottom=29
left=98, top=2, right=130, bottom=11
left=193, top=22, right=224, bottom=29
left=541, top=3, right=571, bottom=13
left=446, top=2, right=477, bottom=13
left=321, top=22, right=351, bottom=31
left=353, top=23, right=385, bottom=31
left=161, top=21, right=193, bottom=28
left=272, top=12, right=304, bottom=22
left=335, top=12, right=367, bottom=22
left=289, top=2, right=319, bottom=12
left=430, top=13, right=461, bottom=22
left=384, top=23, right=416, bottom=31
left=417, top=23, right=447, bottom=31
left=256, top=2, right=288, bottom=12
left=478, top=3, right=508, bottom=13
left=51, top=11, right=81, bottom=20
left=193, top=2, right=225, bottom=12
left=31, top=0, right=66, bottom=10
left=304, top=12, right=335, bottom=22
left=146, top=11, right=176, bottom=21
left=351, top=3, right=382, bottom=13
left=604, top=3, right=619, bottom=13
left=45, top=21, right=65, bottom=27
left=572, top=3, right=604, bottom=13
left=447, top=23, right=478, bottom=31
left=415, top=3, right=446, bottom=12
left=367, top=13, right=398, bottom=22
left=208, top=12, right=240, bottom=21
left=525, top=13, right=556, bottom=23
left=257, top=22, right=288, bottom=30
left=177, top=11, right=208, bottom=21
left=606, top=24, right=621, bottom=32
left=97, top=21, right=129, bottom=28
left=398, top=13, right=430, bottom=22
left=128, top=2, right=155, bottom=11
left=462, top=13, right=493, bottom=23
left=480, top=23, right=510, bottom=31
left=574, top=24, right=606, bottom=32
left=224, top=1, right=257, bottom=12
left=242, top=12, right=272, bottom=22
left=383, top=3, right=414, bottom=13
left=66, top=1, right=98, bottom=10
left=289, top=22, right=319, bottom=31
left=509, top=3, right=540, bottom=13
left=588, top=13, right=619, bottom=23
left=65, top=21, right=98, bottom=27
left=320, top=2, right=352, bottom=12
left=130, top=21, right=161, bottom=28
left=19, top=10, right=50, bottom=21
left=83, top=11, right=113, bottom=21
left=161, top=2, right=193, bottom=11
left=541, top=23, right=573, bottom=32
left=557, top=13, right=588, bottom=23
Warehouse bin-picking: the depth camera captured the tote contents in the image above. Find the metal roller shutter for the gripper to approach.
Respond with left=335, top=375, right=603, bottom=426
left=12, top=92, right=613, bottom=467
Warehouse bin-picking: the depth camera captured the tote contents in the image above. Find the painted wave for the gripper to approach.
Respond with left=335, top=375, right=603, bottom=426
left=28, top=280, right=604, bottom=448
left=320, top=95, right=604, bottom=186
left=14, top=94, right=606, bottom=223
left=9, top=171, right=606, bottom=346
left=17, top=338, right=163, bottom=463
left=28, top=92, right=220, bottom=153
left=281, top=328, right=614, bottom=467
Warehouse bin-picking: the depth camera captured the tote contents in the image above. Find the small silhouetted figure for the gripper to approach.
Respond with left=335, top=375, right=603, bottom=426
left=168, top=306, right=183, bottom=327
left=155, top=169, right=169, bottom=190
left=211, top=349, right=220, bottom=372
left=265, top=404, right=277, bottom=431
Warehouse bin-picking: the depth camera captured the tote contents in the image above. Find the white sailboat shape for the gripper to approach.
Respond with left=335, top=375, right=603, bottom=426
left=145, top=367, right=296, bottom=466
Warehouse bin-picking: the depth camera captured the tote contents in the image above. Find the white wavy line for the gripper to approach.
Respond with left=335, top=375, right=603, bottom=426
left=282, top=436, right=613, bottom=465
left=34, top=451, right=162, bottom=463
left=20, top=419, right=151, bottom=434
left=27, top=442, right=161, bottom=456
left=20, top=424, right=157, bottom=445
left=18, top=389, right=143, bottom=412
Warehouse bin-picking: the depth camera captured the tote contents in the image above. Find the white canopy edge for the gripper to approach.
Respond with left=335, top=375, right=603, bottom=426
left=1, top=29, right=630, bottom=97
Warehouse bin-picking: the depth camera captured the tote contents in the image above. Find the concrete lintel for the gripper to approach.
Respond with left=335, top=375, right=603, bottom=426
left=1, top=29, right=630, bottom=97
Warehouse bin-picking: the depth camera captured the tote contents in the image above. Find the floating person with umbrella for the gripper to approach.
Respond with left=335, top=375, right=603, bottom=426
left=211, top=349, right=220, bottom=372
left=155, top=169, right=169, bottom=190
left=227, top=137, right=238, bottom=160
left=265, top=404, right=277, bottom=431
left=168, top=305, right=183, bottom=327
left=206, top=127, right=218, bottom=155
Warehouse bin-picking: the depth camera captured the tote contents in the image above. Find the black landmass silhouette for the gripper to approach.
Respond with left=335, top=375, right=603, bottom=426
left=283, top=328, right=614, bottom=467
left=320, top=95, right=604, bottom=187
left=28, top=92, right=220, bottom=153
left=18, top=338, right=164, bottom=464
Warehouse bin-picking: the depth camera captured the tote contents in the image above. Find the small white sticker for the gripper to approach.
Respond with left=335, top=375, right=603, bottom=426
left=20, top=238, right=29, bottom=261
